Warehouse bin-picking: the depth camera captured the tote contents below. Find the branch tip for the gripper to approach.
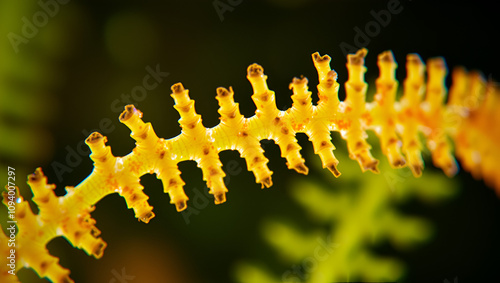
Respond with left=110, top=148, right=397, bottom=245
left=214, top=192, right=226, bottom=204
left=172, top=83, right=185, bottom=93
left=92, top=242, right=107, bottom=259
left=119, top=105, right=137, bottom=122
left=28, top=167, right=44, bottom=183
left=293, top=163, right=309, bottom=175
left=407, top=54, right=424, bottom=66
left=260, top=176, right=273, bottom=188
left=291, top=76, right=308, bottom=86
left=378, top=50, right=395, bottom=63
left=348, top=48, right=368, bottom=65
left=175, top=200, right=187, bottom=212
left=247, top=63, right=264, bottom=77
left=327, top=163, right=341, bottom=178
left=312, top=52, right=331, bottom=63
left=139, top=211, right=155, bottom=223
left=216, top=87, right=230, bottom=98
left=85, top=132, right=104, bottom=144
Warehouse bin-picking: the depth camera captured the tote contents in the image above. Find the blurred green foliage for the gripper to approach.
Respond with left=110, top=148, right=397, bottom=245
left=235, top=140, right=457, bottom=282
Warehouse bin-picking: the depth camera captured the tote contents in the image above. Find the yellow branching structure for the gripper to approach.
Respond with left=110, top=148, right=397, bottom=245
left=1, top=48, right=499, bottom=282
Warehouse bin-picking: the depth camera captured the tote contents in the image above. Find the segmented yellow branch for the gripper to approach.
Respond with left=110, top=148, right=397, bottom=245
left=2, top=48, right=499, bottom=282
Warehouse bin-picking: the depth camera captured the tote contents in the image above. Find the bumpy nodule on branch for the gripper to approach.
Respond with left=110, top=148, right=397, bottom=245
left=2, top=48, right=499, bottom=282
